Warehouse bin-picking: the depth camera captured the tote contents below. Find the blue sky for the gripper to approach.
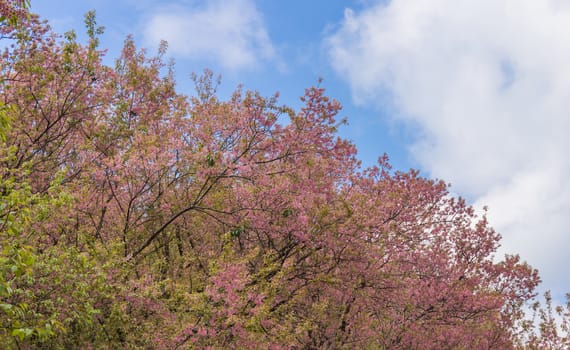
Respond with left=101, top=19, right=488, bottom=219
left=32, top=0, right=570, bottom=299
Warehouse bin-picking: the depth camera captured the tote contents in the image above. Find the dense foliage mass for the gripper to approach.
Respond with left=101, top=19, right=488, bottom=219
left=0, top=2, right=569, bottom=349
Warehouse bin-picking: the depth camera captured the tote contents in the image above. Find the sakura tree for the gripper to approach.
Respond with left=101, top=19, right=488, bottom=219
left=0, top=4, right=562, bottom=349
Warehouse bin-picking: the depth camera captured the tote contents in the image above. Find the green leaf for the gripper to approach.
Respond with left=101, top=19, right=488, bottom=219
left=206, top=154, right=215, bottom=167
left=0, top=303, right=13, bottom=312
left=11, top=328, right=33, bottom=341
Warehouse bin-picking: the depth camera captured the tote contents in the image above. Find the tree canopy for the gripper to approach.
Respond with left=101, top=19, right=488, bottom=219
left=0, top=3, right=568, bottom=349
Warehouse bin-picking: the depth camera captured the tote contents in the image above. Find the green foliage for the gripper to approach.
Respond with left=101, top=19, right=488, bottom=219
left=0, top=106, right=108, bottom=348
left=230, top=224, right=246, bottom=238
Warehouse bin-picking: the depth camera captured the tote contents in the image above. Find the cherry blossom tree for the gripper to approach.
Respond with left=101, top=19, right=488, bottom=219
left=0, top=5, right=563, bottom=349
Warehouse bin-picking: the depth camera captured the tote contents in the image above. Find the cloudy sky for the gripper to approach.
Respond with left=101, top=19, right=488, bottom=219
left=32, top=0, right=569, bottom=299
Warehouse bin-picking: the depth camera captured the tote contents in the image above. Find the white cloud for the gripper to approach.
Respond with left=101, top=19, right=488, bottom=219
left=327, top=0, right=570, bottom=294
left=143, top=0, right=275, bottom=71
